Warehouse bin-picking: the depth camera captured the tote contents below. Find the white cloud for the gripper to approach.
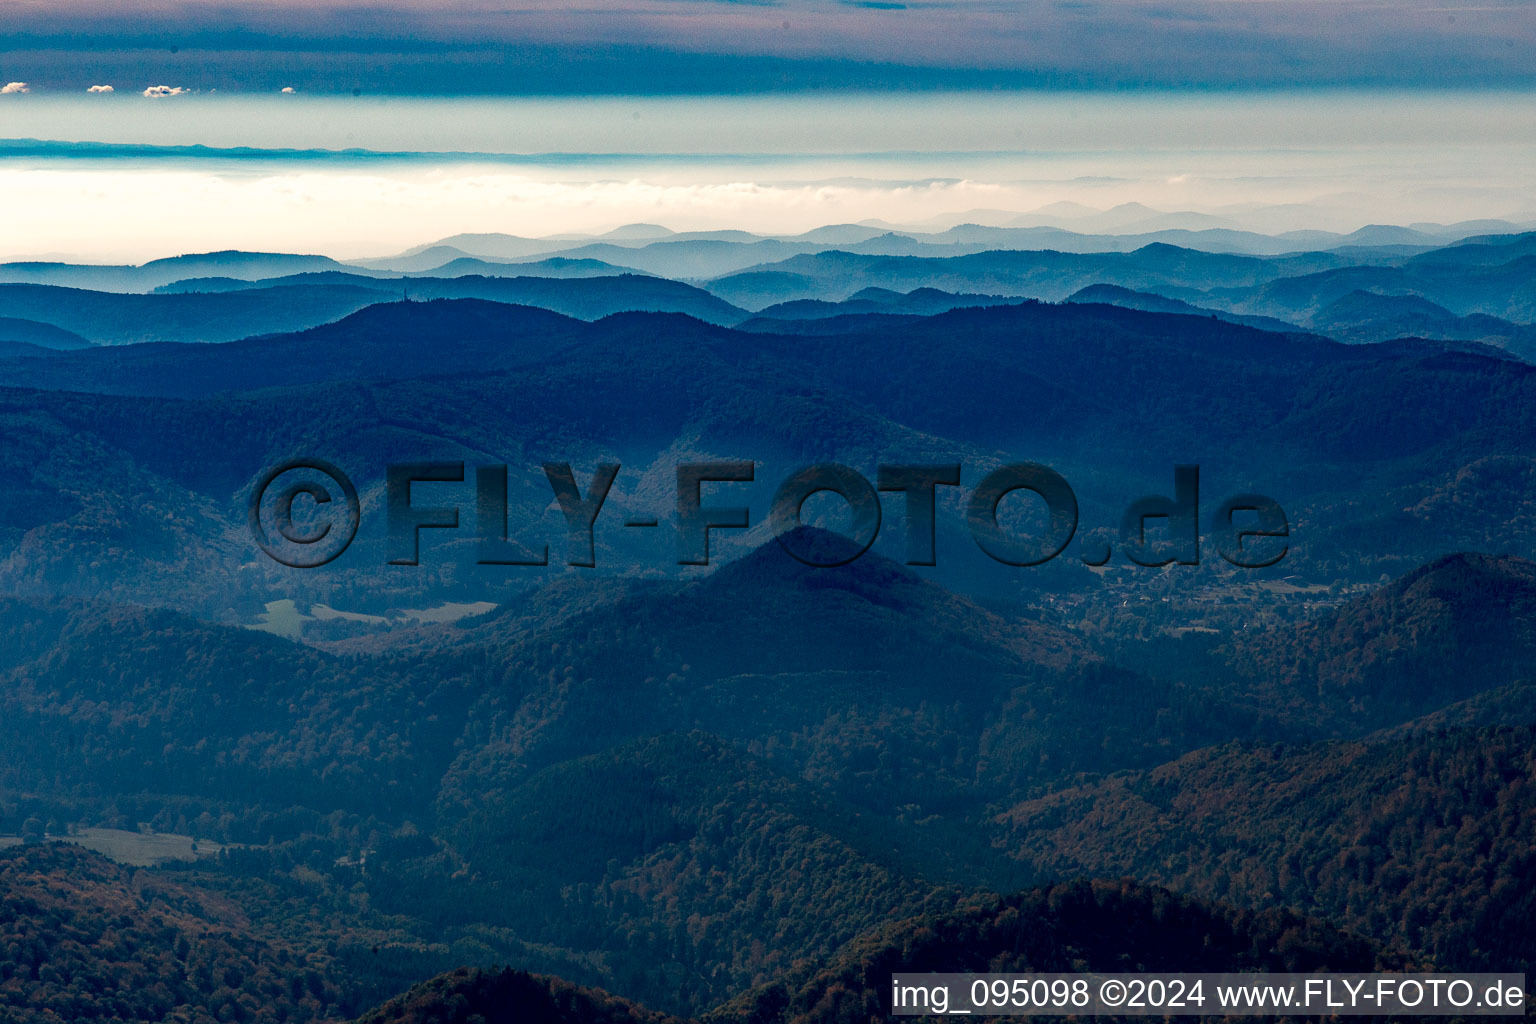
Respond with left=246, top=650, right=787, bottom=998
left=87, top=84, right=114, bottom=93
left=281, top=86, right=296, bottom=94
left=0, top=82, right=29, bottom=95
left=142, top=84, right=189, bottom=98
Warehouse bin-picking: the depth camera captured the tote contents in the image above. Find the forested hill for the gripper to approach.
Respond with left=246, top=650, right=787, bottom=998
left=0, top=843, right=342, bottom=1024
left=1217, top=552, right=1536, bottom=732
left=1000, top=722, right=1536, bottom=975
left=359, top=881, right=1389, bottom=1024
left=0, top=842, right=1390, bottom=1024
left=355, top=968, right=681, bottom=1024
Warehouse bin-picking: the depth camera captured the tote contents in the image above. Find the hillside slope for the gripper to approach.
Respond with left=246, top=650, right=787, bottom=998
left=1000, top=721, right=1536, bottom=973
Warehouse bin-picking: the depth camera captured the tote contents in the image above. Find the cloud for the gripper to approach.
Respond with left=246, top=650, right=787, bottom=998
left=87, top=84, right=114, bottom=93
left=281, top=86, right=296, bottom=93
left=0, top=0, right=1532, bottom=93
left=142, top=84, right=189, bottom=98
left=0, top=82, right=29, bottom=94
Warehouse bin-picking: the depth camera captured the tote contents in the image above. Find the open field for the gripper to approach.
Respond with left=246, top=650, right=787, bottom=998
left=0, top=829, right=234, bottom=868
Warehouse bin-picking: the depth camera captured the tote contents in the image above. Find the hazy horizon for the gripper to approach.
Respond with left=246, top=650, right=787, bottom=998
left=1, top=90, right=1533, bottom=262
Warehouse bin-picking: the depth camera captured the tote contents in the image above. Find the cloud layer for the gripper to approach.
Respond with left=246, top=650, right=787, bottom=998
left=0, top=0, right=1531, bottom=92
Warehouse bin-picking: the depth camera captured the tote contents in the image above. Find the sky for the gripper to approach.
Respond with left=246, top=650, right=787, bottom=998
left=0, top=0, right=1533, bottom=93
left=0, top=2, right=1533, bottom=260
left=0, top=90, right=1531, bottom=260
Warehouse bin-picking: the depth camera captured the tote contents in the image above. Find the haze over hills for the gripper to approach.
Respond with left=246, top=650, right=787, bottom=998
left=0, top=293, right=1531, bottom=622
left=0, top=215, right=1533, bottom=1024
left=351, top=210, right=1533, bottom=271
left=1065, top=283, right=1307, bottom=334
left=0, top=222, right=1531, bottom=360
left=1305, top=290, right=1536, bottom=357
left=0, top=281, right=391, bottom=345
left=3, top=0, right=1535, bottom=1002
left=153, top=257, right=645, bottom=292
left=0, top=251, right=347, bottom=293
left=0, top=273, right=745, bottom=345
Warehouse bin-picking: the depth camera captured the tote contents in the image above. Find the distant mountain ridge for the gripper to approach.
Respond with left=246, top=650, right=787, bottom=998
left=0, top=250, right=345, bottom=293
left=0, top=230, right=1531, bottom=361
left=1066, top=283, right=1306, bottom=333
left=0, top=316, right=93, bottom=349
left=0, top=271, right=745, bottom=345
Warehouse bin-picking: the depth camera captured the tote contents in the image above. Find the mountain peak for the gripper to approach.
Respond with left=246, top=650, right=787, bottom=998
left=1387, top=550, right=1536, bottom=604
left=1225, top=552, right=1536, bottom=728
left=707, top=526, right=918, bottom=594
left=599, top=223, right=675, bottom=239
